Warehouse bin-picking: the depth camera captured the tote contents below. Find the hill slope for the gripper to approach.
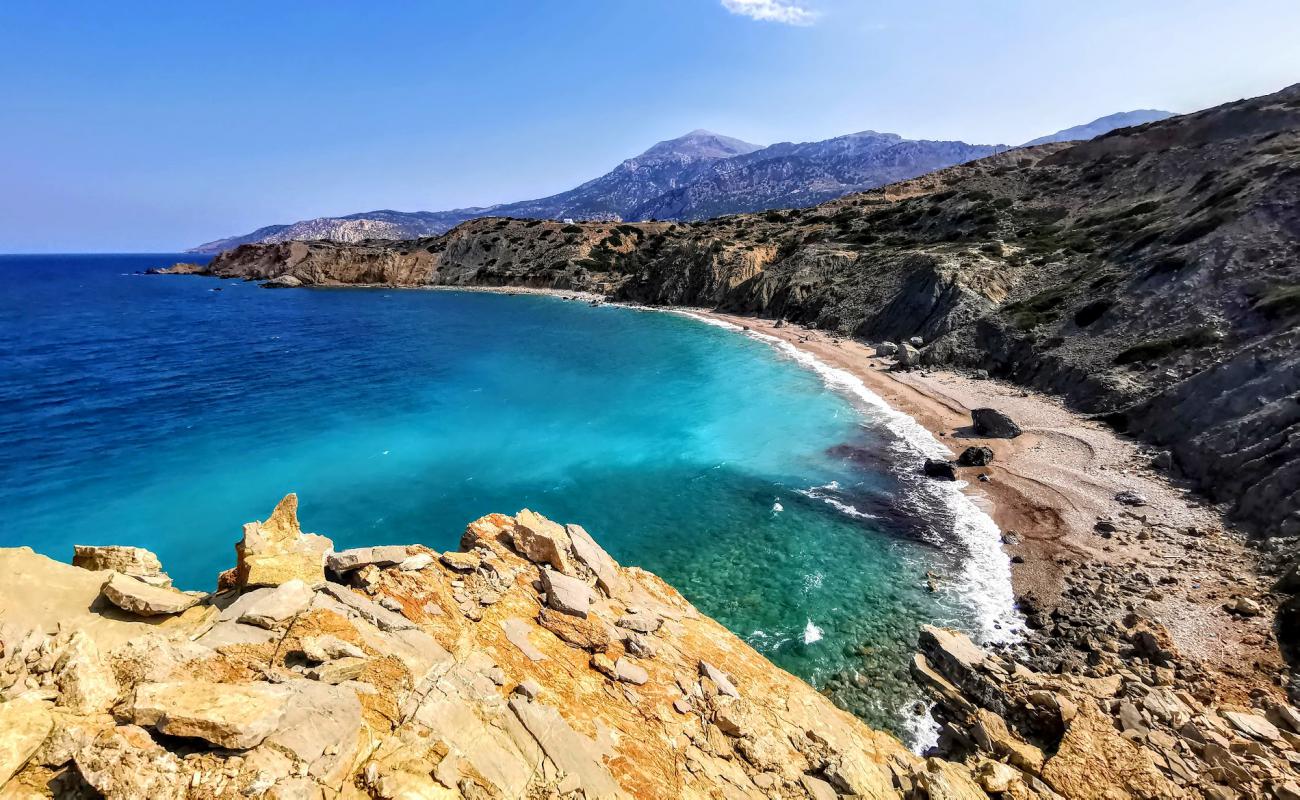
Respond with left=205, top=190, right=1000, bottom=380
left=187, top=84, right=1300, bottom=538
left=1023, top=109, right=1175, bottom=146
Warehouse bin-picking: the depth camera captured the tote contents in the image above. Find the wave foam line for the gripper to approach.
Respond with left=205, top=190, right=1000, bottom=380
left=677, top=311, right=1022, bottom=645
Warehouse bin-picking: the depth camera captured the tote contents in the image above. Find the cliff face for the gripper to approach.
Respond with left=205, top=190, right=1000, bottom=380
left=191, top=84, right=1300, bottom=539
left=1, top=495, right=977, bottom=799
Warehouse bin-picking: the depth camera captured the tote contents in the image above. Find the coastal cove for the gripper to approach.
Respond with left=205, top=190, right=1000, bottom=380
left=0, top=253, right=1019, bottom=742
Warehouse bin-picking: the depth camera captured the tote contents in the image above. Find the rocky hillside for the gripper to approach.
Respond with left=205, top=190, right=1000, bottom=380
left=1, top=494, right=1000, bottom=799
left=1023, top=110, right=1174, bottom=146
left=184, top=84, right=1300, bottom=542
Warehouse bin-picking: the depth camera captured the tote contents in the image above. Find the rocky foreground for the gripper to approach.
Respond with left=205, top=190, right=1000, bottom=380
left=5, top=495, right=1300, bottom=798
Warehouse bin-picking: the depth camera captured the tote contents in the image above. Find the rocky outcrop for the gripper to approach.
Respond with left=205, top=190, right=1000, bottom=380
left=913, top=613, right=1300, bottom=799
left=0, top=494, right=997, bottom=799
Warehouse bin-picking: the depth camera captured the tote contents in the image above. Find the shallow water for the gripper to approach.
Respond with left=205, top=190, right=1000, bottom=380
left=0, top=254, right=1017, bottom=741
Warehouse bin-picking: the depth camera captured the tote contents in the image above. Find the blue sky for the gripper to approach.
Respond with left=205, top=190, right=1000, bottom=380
left=2, top=0, right=1298, bottom=252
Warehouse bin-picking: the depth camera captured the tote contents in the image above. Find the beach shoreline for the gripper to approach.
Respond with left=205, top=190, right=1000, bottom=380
left=686, top=309, right=1282, bottom=691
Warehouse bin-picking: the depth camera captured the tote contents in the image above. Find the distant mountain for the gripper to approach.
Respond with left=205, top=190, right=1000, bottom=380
left=1022, top=109, right=1175, bottom=146
left=191, top=111, right=1172, bottom=253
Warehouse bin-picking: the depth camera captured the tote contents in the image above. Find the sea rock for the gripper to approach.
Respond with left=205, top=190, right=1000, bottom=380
left=261, top=275, right=303, bottom=288
left=72, top=545, right=167, bottom=584
left=0, top=698, right=53, bottom=786
left=235, top=493, right=333, bottom=588
left=511, top=509, right=575, bottom=574
left=956, top=446, right=994, bottom=467
left=100, top=571, right=200, bottom=616
left=971, top=408, right=1022, bottom=438
left=924, top=458, right=958, bottom=480
left=326, top=545, right=411, bottom=574
left=130, top=680, right=289, bottom=749
left=539, top=568, right=594, bottom=618
left=237, top=578, right=313, bottom=629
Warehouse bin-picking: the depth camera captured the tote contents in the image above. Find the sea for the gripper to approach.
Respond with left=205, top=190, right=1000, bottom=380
left=0, top=253, right=1018, bottom=743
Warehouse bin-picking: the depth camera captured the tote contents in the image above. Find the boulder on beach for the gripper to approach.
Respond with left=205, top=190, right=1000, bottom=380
left=874, top=342, right=899, bottom=357
left=893, top=343, right=922, bottom=371
left=923, top=458, right=957, bottom=480
left=971, top=408, right=1022, bottom=438
left=957, top=446, right=995, bottom=467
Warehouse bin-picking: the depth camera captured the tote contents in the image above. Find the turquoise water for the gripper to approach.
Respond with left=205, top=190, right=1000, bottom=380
left=0, top=254, right=1016, bottom=741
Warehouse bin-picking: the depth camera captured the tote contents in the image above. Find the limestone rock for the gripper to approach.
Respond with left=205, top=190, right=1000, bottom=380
left=305, top=657, right=367, bottom=685
left=238, top=578, right=313, bottom=629
left=326, top=545, right=411, bottom=574
left=130, top=681, right=288, bottom=749
left=235, top=493, right=333, bottom=588
left=0, top=698, right=53, bottom=786
left=53, top=631, right=119, bottom=714
left=298, top=635, right=365, bottom=663
left=398, top=552, right=434, bottom=571
left=613, top=658, right=648, bottom=686
left=539, top=568, right=594, bottom=618
left=537, top=608, right=610, bottom=652
left=971, top=407, right=1022, bottom=438
left=439, top=550, right=480, bottom=572
left=100, top=571, right=200, bottom=616
left=699, top=661, right=739, bottom=698
left=261, top=274, right=303, bottom=288
left=511, top=509, right=575, bottom=574
left=895, top=342, right=922, bottom=370
left=72, top=545, right=166, bottom=583
left=508, top=696, right=621, bottom=800
left=72, top=724, right=184, bottom=800
left=566, top=523, right=627, bottom=597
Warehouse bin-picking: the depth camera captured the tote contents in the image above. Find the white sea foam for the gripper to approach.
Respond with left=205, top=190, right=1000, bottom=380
left=676, top=311, right=1021, bottom=645
left=772, top=499, right=784, bottom=513
left=802, top=618, right=824, bottom=644
left=797, top=483, right=878, bottom=520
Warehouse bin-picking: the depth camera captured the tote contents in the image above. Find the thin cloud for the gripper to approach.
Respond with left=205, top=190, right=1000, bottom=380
left=721, top=0, right=817, bottom=26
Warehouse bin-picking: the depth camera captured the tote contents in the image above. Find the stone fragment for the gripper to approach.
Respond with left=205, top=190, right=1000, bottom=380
left=539, top=568, right=593, bottom=618
left=699, top=661, right=739, bottom=698
left=236, top=494, right=333, bottom=588
left=131, top=680, right=288, bottom=749
left=565, top=523, right=627, bottom=597
left=72, top=545, right=165, bottom=582
left=918, top=625, right=986, bottom=677
left=299, top=635, right=365, bottom=663
left=101, top=571, right=200, bottom=616
left=874, top=341, right=898, bottom=357
left=1226, top=596, right=1262, bottom=616
left=508, top=696, right=620, bottom=799
left=398, top=552, right=434, bottom=571
left=306, top=657, right=368, bottom=685
left=1114, top=489, right=1148, bottom=506
left=514, top=680, right=542, bottom=700
left=1222, top=710, right=1281, bottom=741
left=971, top=407, right=1022, bottom=438
left=492, top=619, right=545, bottom=666
left=319, top=583, right=416, bottom=631
left=956, top=446, right=994, bottom=467
left=326, top=545, right=411, bottom=574
left=976, top=760, right=1021, bottom=793
left=238, top=578, right=313, bottom=629
left=613, top=658, right=648, bottom=686
left=439, top=551, right=480, bottom=572
left=616, top=612, right=662, bottom=634
left=0, top=698, right=53, bottom=786
left=511, top=509, right=574, bottom=574
left=54, top=631, right=119, bottom=714
left=800, top=774, right=838, bottom=800
left=537, top=607, right=610, bottom=652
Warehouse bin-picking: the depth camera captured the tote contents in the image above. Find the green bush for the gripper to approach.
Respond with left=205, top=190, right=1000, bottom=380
left=1254, top=285, right=1300, bottom=318
left=1114, top=327, right=1220, bottom=364
left=561, top=224, right=584, bottom=234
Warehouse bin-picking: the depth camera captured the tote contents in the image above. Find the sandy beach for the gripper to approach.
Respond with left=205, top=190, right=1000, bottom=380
left=691, top=310, right=1282, bottom=692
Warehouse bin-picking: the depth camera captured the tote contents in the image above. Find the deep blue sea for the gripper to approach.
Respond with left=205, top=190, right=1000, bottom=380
left=0, top=253, right=1017, bottom=741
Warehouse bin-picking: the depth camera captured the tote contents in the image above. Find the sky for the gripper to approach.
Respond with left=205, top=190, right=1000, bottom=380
left=2, top=0, right=1298, bottom=252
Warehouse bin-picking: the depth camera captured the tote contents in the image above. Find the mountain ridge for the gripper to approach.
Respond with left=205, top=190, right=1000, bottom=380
left=190, top=111, right=1163, bottom=253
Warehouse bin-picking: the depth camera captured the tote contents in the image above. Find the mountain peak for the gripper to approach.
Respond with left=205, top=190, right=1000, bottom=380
left=635, top=130, right=763, bottom=161
left=1023, top=109, right=1176, bottom=146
